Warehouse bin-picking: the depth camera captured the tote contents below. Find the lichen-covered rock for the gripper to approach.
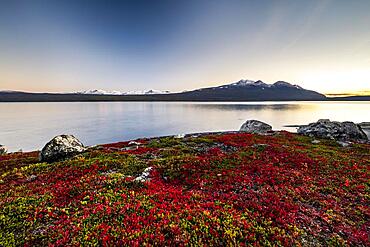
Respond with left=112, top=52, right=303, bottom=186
left=0, top=145, right=7, bottom=155
left=134, top=167, right=153, bottom=182
left=39, top=135, right=86, bottom=162
left=240, top=120, right=272, bottom=133
left=298, top=119, right=368, bottom=142
left=311, top=139, right=321, bottom=144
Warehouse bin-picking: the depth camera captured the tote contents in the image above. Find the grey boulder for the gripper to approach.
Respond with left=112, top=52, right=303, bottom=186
left=0, top=145, right=7, bottom=155
left=39, top=135, right=86, bottom=162
left=134, top=167, right=153, bottom=183
left=298, top=119, right=368, bottom=142
left=240, top=120, right=272, bottom=133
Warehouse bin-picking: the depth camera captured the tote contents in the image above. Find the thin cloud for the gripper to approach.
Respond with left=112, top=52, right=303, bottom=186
left=282, top=0, right=332, bottom=52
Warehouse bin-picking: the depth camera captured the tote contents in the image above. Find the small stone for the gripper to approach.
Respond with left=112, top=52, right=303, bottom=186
left=26, top=175, right=37, bottom=182
left=134, top=167, right=153, bottom=182
left=0, top=145, right=7, bottom=155
left=128, top=141, right=141, bottom=146
left=240, top=120, right=272, bottom=134
left=337, top=141, right=351, bottom=147
left=252, top=144, right=269, bottom=148
left=311, top=140, right=321, bottom=144
left=88, top=145, right=104, bottom=150
left=124, top=145, right=138, bottom=151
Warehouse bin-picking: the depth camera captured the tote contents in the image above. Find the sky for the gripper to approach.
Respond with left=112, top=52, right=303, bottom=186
left=0, top=0, right=370, bottom=95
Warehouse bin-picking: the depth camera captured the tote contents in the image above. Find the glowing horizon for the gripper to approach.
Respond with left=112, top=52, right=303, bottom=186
left=1, top=0, right=370, bottom=95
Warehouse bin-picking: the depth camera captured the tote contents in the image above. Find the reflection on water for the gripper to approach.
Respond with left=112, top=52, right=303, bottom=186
left=0, top=101, right=369, bottom=151
left=190, top=103, right=304, bottom=111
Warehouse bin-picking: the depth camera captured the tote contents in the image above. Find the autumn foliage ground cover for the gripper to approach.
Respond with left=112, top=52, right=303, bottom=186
left=0, top=132, right=369, bottom=246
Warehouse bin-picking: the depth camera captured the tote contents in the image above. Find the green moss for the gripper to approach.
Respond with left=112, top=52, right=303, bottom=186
left=147, top=137, right=183, bottom=148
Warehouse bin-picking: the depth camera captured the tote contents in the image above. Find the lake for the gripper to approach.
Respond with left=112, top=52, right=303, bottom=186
left=1, top=101, right=369, bottom=152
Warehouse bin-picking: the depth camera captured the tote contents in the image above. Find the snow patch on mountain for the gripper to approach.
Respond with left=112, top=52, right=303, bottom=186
left=78, top=89, right=123, bottom=95
left=273, top=81, right=303, bottom=89
left=231, top=79, right=269, bottom=87
left=125, top=89, right=171, bottom=95
left=77, top=89, right=171, bottom=95
left=222, top=79, right=303, bottom=90
left=0, top=90, right=23, bottom=93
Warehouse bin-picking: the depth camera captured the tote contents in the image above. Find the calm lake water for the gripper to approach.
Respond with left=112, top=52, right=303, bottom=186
left=1, top=101, right=369, bottom=152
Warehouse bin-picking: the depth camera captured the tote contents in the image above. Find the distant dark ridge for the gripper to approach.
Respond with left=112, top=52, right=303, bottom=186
left=0, top=91, right=327, bottom=102
left=1, top=93, right=368, bottom=102
left=0, top=79, right=328, bottom=102
left=326, top=95, right=370, bottom=101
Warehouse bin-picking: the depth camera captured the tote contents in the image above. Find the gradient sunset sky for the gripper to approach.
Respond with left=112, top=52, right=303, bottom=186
left=1, top=0, right=370, bottom=95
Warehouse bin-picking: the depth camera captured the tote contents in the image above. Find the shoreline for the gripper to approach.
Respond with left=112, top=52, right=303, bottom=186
left=4, top=128, right=370, bottom=154
left=3, top=124, right=370, bottom=153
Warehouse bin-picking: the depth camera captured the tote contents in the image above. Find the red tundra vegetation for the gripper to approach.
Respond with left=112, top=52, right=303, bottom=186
left=0, top=132, right=369, bottom=246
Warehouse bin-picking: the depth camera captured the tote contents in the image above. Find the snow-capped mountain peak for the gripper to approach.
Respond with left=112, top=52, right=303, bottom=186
left=124, top=89, right=171, bottom=95
left=78, top=89, right=124, bottom=95
left=231, top=79, right=256, bottom=86
left=225, top=79, right=303, bottom=90
left=230, top=79, right=269, bottom=87
left=77, top=89, right=171, bottom=95
left=273, top=81, right=303, bottom=89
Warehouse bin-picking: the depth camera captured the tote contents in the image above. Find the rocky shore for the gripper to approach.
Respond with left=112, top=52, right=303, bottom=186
left=0, top=120, right=369, bottom=246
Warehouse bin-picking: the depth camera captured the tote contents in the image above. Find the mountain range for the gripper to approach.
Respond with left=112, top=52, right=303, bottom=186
left=0, top=79, right=369, bottom=102
left=78, top=89, right=171, bottom=95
